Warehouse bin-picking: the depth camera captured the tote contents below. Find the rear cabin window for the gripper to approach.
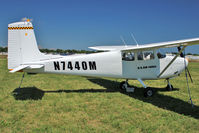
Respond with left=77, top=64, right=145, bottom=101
left=122, top=51, right=135, bottom=61
left=137, top=51, right=154, bottom=60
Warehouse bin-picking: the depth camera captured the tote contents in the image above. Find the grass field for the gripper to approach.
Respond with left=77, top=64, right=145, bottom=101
left=0, top=56, right=199, bottom=133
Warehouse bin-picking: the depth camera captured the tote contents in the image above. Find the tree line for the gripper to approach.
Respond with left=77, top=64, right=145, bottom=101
left=39, top=48, right=97, bottom=54
left=0, top=47, right=7, bottom=52
left=0, top=46, right=97, bottom=54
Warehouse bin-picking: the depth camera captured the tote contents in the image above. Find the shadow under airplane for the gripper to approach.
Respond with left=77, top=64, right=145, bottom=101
left=12, top=78, right=199, bottom=119
left=13, top=87, right=44, bottom=100
left=87, top=78, right=199, bottom=119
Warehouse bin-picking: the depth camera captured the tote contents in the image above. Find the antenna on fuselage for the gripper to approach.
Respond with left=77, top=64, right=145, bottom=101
left=120, top=35, right=127, bottom=47
left=131, top=33, right=139, bottom=47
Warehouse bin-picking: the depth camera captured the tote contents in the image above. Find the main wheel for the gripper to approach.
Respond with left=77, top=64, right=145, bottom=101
left=166, top=84, right=173, bottom=91
left=144, top=88, right=154, bottom=97
left=120, top=81, right=129, bottom=90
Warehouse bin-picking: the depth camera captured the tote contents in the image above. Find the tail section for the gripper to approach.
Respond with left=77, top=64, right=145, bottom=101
left=8, top=20, right=45, bottom=70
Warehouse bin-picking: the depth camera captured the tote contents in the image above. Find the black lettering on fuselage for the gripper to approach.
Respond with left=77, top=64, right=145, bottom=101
left=137, top=65, right=157, bottom=70
left=54, top=61, right=60, bottom=70
left=61, top=61, right=65, bottom=70
left=75, top=61, right=80, bottom=70
left=53, top=61, right=97, bottom=71
left=82, top=61, right=87, bottom=70
left=89, top=61, right=96, bottom=70
left=68, top=61, right=73, bottom=70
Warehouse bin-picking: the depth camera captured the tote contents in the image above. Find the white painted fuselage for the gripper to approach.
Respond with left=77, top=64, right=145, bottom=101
left=24, top=50, right=187, bottom=80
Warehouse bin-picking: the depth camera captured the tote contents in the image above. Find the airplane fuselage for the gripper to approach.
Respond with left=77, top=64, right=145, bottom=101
left=24, top=50, right=187, bottom=80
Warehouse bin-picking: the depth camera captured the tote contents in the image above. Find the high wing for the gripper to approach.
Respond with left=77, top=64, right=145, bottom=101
left=89, top=38, right=199, bottom=51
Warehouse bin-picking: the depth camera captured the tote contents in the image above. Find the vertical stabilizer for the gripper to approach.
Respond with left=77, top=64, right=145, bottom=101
left=8, top=21, right=45, bottom=69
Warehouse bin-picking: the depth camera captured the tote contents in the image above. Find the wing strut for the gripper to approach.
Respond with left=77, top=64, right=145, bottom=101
left=158, top=46, right=187, bottom=78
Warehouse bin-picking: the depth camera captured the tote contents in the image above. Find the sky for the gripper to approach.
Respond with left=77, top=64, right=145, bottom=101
left=0, top=0, right=199, bottom=53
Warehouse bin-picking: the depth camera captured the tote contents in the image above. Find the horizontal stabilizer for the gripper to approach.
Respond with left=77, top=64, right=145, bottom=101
left=9, top=64, right=44, bottom=73
left=9, top=65, right=29, bottom=73
left=27, top=65, right=44, bottom=69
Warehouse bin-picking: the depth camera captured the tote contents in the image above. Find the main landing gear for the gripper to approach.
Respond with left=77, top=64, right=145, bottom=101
left=144, top=88, right=154, bottom=97
left=166, top=79, right=174, bottom=91
left=120, top=79, right=154, bottom=97
left=120, top=80, right=135, bottom=92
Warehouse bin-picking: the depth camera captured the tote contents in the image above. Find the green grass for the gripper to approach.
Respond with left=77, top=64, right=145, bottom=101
left=0, top=57, right=199, bottom=133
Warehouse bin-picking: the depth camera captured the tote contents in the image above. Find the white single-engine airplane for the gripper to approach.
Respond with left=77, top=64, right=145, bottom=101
left=8, top=20, right=199, bottom=97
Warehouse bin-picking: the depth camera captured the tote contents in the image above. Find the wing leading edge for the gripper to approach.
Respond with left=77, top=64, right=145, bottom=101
left=89, top=38, right=199, bottom=51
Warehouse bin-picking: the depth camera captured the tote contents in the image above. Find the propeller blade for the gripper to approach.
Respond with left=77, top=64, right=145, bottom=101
left=186, top=67, right=193, bottom=83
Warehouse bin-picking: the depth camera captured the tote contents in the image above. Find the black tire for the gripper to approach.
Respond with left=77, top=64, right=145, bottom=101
left=144, top=88, right=154, bottom=97
left=120, top=81, right=129, bottom=90
left=166, top=84, right=173, bottom=91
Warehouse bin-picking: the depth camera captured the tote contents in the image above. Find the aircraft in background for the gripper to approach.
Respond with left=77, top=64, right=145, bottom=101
left=8, top=19, right=199, bottom=97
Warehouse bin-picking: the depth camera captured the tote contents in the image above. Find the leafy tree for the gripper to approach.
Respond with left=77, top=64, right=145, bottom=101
left=0, top=47, right=8, bottom=52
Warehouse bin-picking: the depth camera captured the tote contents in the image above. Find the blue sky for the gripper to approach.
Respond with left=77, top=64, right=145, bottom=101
left=0, top=0, right=199, bottom=53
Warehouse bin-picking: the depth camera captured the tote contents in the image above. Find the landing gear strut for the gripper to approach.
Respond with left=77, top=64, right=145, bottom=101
left=119, top=80, right=134, bottom=92
left=120, top=79, right=154, bottom=97
left=166, top=79, right=174, bottom=91
left=120, top=80, right=129, bottom=90
left=137, top=78, right=154, bottom=97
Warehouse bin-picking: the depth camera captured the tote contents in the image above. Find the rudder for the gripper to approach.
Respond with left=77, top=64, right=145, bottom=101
left=8, top=20, right=45, bottom=70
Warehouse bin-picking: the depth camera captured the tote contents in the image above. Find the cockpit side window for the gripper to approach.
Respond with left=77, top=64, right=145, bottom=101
left=137, top=52, right=143, bottom=60
left=157, top=52, right=166, bottom=59
left=137, top=51, right=154, bottom=60
left=156, top=48, right=167, bottom=59
left=122, top=51, right=135, bottom=61
left=143, top=51, right=154, bottom=60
